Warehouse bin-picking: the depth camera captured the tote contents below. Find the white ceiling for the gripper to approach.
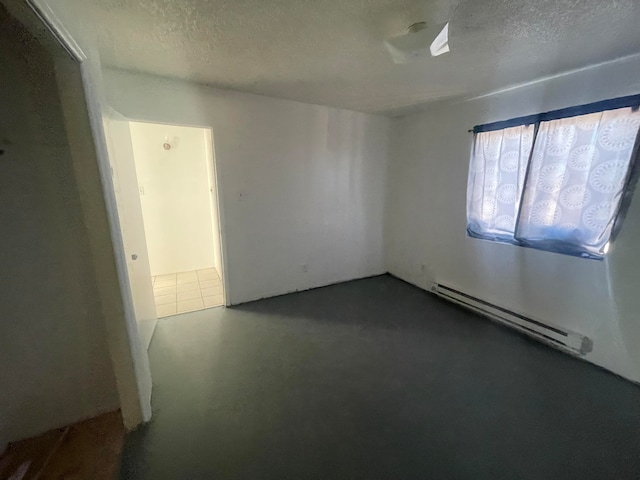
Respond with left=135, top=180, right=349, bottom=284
left=58, top=0, right=640, bottom=115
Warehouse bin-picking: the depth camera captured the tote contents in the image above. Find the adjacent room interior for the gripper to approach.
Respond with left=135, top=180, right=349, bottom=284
left=2, top=0, right=640, bottom=478
left=128, top=121, right=224, bottom=316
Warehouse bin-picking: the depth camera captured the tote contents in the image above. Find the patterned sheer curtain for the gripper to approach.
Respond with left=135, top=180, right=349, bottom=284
left=516, top=108, right=640, bottom=258
left=467, top=125, right=534, bottom=242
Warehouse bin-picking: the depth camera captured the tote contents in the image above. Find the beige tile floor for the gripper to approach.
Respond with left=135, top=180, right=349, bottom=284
left=153, top=268, right=223, bottom=318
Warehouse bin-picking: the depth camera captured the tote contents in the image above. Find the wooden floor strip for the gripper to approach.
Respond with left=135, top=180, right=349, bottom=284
left=0, top=411, right=125, bottom=480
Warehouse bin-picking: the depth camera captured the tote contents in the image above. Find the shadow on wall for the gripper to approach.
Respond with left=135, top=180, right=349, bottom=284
left=0, top=4, right=119, bottom=448
left=607, top=197, right=640, bottom=384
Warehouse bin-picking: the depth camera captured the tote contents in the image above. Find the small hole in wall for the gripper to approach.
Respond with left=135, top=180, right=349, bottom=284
left=163, top=142, right=171, bottom=151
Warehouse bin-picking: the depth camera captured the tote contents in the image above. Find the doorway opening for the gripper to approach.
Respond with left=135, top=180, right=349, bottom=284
left=128, top=121, right=225, bottom=317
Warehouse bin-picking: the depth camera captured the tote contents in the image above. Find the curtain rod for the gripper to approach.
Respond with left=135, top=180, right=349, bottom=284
left=470, top=93, right=640, bottom=134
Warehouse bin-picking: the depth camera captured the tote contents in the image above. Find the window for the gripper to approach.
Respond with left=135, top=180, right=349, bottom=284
left=467, top=125, right=534, bottom=243
left=467, top=96, right=640, bottom=259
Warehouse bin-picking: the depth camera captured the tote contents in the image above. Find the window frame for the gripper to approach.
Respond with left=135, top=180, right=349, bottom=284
left=468, top=94, right=640, bottom=260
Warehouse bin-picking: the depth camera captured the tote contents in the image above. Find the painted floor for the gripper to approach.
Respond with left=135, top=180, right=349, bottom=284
left=153, top=268, right=223, bottom=317
left=120, top=275, right=640, bottom=479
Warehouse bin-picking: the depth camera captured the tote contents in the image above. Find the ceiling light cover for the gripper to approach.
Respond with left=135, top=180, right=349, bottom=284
left=430, top=22, right=450, bottom=57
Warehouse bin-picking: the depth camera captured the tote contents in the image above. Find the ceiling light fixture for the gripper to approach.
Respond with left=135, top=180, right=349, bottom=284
left=385, top=21, right=450, bottom=64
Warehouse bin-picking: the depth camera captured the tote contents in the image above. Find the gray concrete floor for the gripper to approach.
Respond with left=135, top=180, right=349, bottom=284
left=120, top=275, right=640, bottom=479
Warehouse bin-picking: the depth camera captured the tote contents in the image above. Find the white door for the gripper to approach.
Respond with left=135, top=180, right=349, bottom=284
left=103, top=112, right=158, bottom=350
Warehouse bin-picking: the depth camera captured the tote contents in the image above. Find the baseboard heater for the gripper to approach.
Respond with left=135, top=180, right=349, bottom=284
left=431, top=283, right=593, bottom=356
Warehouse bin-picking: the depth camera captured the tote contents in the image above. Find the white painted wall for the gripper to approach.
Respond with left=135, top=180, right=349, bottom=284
left=386, top=54, right=640, bottom=382
left=129, top=122, right=216, bottom=276
left=0, top=10, right=119, bottom=450
left=103, top=69, right=390, bottom=305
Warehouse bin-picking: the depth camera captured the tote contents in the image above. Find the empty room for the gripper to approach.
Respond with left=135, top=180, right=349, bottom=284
left=1, top=0, right=640, bottom=479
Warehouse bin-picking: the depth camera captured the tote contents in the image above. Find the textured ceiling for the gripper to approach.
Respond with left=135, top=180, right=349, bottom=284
left=52, top=0, right=640, bottom=115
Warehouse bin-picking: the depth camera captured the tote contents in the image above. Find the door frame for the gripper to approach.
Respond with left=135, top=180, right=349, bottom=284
left=126, top=119, right=230, bottom=306
left=204, top=127, right=230, bottom=306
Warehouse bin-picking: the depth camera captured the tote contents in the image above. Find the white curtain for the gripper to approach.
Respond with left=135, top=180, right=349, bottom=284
left=467, top=125, right=534, bottom=241
left=516, top=108, right=640, bottom=258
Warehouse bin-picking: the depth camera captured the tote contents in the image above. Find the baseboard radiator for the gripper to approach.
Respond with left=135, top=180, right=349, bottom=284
left=431, top=283, right=593, bottom=356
